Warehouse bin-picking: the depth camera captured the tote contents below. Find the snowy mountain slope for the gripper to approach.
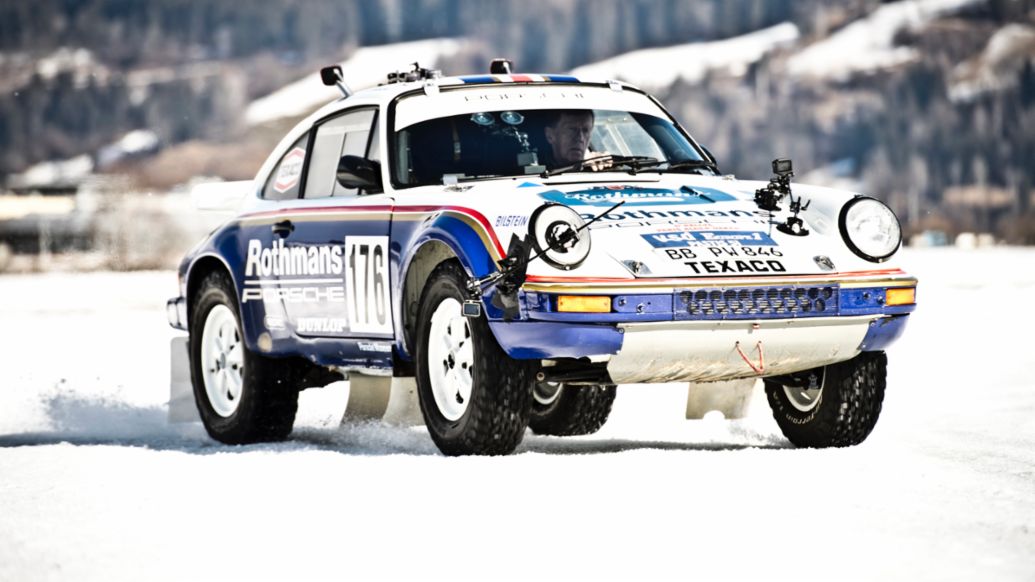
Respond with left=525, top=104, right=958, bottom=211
left=0, top=248, right=1033, bottom=581
left=569, top=22, right=799, bottom=91
left=786, top=0, right=986, bottom=80
left=244, top=38, right=466, bottom=126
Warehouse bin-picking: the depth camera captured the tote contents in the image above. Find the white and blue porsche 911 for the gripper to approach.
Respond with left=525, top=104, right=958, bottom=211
left=167, top=61, right=917, bottom=455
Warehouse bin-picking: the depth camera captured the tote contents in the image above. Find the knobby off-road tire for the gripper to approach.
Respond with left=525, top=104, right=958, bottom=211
left=415, top=261, right=534, bottom=456
left=189, top=270, right=302, bottom=444
left=529, top=383, right=616, bottom=436
left=764, top=351, right=887, bottom=448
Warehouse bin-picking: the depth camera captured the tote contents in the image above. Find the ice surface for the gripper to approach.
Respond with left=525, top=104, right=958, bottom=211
left=0, top=249, right=1033, bottom=581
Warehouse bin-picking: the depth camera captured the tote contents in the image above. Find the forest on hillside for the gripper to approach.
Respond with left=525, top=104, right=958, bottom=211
left=0, top=0, right=865, bottom=175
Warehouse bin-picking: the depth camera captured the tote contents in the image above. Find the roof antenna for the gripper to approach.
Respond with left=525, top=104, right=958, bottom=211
left=320, top=65, right=352, bottom=98
left=490, top=58, right=513, bottom=74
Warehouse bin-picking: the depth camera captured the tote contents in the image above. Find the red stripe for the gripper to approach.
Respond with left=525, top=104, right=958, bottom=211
left=396, top=205, right=504, bottom=257
left=239, top=205, right=505, bottom=257
left=510, top=74, right=533, bottom=82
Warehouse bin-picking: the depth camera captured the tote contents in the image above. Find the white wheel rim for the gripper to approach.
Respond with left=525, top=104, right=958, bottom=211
left=427, top=298, right=474, bottom=421
left=201, top=304, right=245, bottom=417
left=783, top=377, right=823, bottom=413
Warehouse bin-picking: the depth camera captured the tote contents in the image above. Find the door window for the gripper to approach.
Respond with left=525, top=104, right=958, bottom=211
left=304, top=109, right=377, bottom=199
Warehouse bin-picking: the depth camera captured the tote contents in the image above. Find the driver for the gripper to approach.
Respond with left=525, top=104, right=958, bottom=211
left=544, top=110, right=594, bottom=167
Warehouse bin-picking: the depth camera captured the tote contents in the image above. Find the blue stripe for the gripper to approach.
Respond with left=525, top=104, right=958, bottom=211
left=545, top=75, right=578, bottom=82
left=460, top=76, right=496, bottom=84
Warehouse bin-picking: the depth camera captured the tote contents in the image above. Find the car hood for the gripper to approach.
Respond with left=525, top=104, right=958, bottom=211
left=399, top=172, right=905, bottom=281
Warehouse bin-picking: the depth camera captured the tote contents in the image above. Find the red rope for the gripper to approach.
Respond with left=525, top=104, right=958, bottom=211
left=735, top=341, right=765, bottom=375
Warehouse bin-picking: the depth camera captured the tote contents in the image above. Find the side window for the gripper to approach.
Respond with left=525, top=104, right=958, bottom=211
left=303, top=109, right=376, bottom=199
left=366, top=114, right=381, bottom=163
left=262, top=132, right=309, bottom=200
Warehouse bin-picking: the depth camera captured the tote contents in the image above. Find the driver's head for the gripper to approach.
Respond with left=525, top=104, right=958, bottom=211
left=544, top=110, right=594, bottom=166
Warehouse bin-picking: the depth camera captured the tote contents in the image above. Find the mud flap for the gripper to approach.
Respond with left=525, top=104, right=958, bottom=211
left=685, top=378, right=757, bottom=420
left=342, top=374, right=424, bottom=426
left=169, top=337, right=200, bottom=423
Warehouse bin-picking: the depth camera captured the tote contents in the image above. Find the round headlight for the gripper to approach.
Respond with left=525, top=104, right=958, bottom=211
left=529, top=203, right=591, bottom=270
left=839, top=197, right=902, bottom=262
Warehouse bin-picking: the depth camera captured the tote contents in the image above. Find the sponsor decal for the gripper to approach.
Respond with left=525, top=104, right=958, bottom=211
left=296, top=317, right=349, bottom=334
left=580, top=208, right=770, bottom=229
left=683, top=259, right=787, bottom=275
left=358, top=342, right=393, bottom=353
left=540, top=185, right=736, bottom=207
left=242, top=286, right=345, bottom=304
left=273, top=147, right=305, bottom=193
left=245, top=239, right=344, bottom=278
left=642, top=230, right=776, bottom=248
left=263, top=315, right=286, bottom=330
left=495, top=214, right=529, bottom=228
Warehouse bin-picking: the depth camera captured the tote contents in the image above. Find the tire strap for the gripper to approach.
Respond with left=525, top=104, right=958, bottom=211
left=735, top=341, right=765, bottom=375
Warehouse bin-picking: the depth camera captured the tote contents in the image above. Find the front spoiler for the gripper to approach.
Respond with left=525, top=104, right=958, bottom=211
left=605, top=315, right=879, bottom=383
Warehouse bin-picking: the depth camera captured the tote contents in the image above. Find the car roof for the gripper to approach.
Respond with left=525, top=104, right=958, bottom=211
left=307, top=74, right=637, bottom=120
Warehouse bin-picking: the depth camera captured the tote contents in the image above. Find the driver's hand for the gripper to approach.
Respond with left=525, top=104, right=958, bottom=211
left=583, top=153, right=614, bottom=172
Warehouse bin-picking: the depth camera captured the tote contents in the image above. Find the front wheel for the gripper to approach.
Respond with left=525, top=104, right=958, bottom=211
left=764, top=351, right=887, bottom=448
left=415, top=262, right=533, bottom=456
left=189, top=270, right=302, bottom=444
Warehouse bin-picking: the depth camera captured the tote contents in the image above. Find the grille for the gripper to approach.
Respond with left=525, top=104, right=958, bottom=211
left=675, top=285, right=839, bottom=320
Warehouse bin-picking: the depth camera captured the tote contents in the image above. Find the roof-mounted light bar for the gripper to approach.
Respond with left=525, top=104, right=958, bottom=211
left=385, top=62, right=442, bottom=85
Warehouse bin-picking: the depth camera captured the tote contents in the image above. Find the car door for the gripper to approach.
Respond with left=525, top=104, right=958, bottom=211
left=280, top=107, right=394, bottom=341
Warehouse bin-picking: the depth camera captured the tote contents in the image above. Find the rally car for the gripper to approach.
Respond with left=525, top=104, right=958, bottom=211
left=167, top=61, right=917, bottom=455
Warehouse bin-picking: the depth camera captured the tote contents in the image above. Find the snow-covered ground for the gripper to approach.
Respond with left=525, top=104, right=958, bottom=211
left=1, top=248, right=1033, bottom=581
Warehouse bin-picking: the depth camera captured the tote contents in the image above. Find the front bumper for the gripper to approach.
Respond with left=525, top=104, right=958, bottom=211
left=488, top=277, right=916, bottom=383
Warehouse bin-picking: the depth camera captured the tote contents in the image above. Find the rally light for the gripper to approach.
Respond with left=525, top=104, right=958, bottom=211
left=557, top=295, right=611, bottom=313
left=529, top=203, right=592, bottom=270
left=885, top=287, right=916, bottom=306
left=839, top=197, right=902, bottom=262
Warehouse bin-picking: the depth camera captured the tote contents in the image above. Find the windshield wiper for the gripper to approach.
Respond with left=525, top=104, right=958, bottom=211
left=664, top=159, right=719, bottom=173
left=542, top=155, right=718, bottom=178
left=541, top=154, right=658, bottom=178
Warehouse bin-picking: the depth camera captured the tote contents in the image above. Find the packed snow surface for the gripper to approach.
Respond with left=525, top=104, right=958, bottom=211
left=787, top=0, right=985, bottom=80
left=1, top=248, right=1034, bottom=581
left=244, top=38, right=466, bottom=126
left=570, top=22, right=799, bottom=91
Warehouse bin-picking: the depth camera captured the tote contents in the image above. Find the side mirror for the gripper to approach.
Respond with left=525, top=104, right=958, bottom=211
left=320, top=65, right=343, bottom=87
left=337, top=155, right=382, bottom=192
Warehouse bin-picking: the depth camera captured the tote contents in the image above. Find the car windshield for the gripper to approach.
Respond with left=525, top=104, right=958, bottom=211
left=393, top=108, right=711, bottom=187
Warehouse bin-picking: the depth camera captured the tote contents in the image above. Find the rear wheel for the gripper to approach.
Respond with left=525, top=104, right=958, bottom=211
left=415, top=262, right=533, bottom=456
left=189, top=270, right=302, bottom=444
left=529, top=383, right=616, bottom=436
left=764, top=351, right=887, bottom=448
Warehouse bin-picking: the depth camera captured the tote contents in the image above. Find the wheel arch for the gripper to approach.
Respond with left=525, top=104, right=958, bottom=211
left=185, top=254, right=238, bottom=330
left=399, top=239, right=463, bottom=359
